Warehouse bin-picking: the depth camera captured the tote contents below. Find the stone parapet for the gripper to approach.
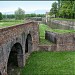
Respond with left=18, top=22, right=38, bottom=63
left=45, top=31, right=75, bottom=51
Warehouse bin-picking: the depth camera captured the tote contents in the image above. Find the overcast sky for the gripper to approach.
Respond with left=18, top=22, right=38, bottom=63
left=0, top=1, right=57, bottom=14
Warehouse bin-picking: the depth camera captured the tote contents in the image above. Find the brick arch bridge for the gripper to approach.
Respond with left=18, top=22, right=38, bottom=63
left=0, top=22, right=39, bottom=75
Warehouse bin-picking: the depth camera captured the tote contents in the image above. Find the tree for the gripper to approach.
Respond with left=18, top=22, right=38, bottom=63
left=6, top=14, right=15, bottom=19
left=57, top=0, right=75, bottom=19
left=72, top=1, right=75, bottom=19
left=0, top=12, right=3, bottom=20
left=50, top=2, right=58, bottom=17
left=15, top=8, right=25, bottom=20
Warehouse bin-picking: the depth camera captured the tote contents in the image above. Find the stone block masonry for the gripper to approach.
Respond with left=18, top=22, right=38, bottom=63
left=0, top=21, right=39, bottom=75
left=45, top=31, right=75, bottom=51
left=45, top=31, right=57, bottom=43
left=47, top=19, right=75, bottom=30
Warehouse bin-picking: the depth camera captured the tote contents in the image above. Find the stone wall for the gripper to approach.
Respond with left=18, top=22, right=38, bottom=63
left=47, top=19, right=75, bottom=30
left=45, top=31, right=75, bottom=51
left=56, top=33, right=75, bottom=51
left=0, top=21, right=39, bottom=75
left=45, top=31, right=57, bottom=43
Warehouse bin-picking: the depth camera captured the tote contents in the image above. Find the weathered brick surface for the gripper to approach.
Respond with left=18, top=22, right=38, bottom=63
left=0, top=21, right=39, bottom=75
left=56, top=33, right=75, bottom=51
left=45, top=31, right=75, bottom=51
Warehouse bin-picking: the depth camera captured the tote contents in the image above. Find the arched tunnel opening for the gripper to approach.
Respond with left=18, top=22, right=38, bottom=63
left=0, top=72, right=1, bottom=75
left=25, top=34, right=32, bottom=53
left=25, top=38, right=28, bottom=53
left=7, top=43, right=23, bottom=75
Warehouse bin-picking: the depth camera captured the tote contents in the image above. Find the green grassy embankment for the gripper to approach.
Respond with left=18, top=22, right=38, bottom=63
left=21, top=51, right=75, bottom=75
left=0, top=19, right=24, bottom=28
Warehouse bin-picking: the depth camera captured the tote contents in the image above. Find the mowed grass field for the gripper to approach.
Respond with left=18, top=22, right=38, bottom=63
left=21, top=51, right=75, bottom=75
left=20, top=24, right=75, bottom=75
left=0, top=20, right=24, bottom=28
left=39, top=24, right=53, bottom=45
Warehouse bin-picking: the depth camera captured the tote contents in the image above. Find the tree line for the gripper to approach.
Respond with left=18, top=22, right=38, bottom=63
left=50, top=1, right=75, bottom=19
left=0, top=8, right=45, bottom=20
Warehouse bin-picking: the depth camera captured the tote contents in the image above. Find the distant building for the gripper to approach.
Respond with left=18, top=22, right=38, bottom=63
left=46, top=12, right=50, bottom=23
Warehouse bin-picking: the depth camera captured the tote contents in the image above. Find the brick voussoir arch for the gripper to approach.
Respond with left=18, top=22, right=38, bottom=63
left=0, top=21, right=39, bottom=75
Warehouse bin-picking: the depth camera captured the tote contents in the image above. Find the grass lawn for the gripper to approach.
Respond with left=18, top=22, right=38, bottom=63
left=21, top=51, right=75, bottom=75
left=39, top=24, right=53, bottom=45
left=0, top=19, right=24, bottom=28
left=39, top=24, right=75, bottom=34
left=51, top=18, right=75, bottom=22
left=49, top=29, right=75, bottom=34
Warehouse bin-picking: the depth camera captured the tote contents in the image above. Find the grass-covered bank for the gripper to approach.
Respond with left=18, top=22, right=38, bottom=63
left=39, top=24, right=75, bottom=34
left=0, top=19, right=24, bottom=28
left=39, top=24, right=53, bottom=45
left=21, top=51, right=75, bottom=75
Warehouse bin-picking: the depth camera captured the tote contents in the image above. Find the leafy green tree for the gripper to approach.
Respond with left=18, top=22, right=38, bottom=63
left=36, top=14, right=45, bottom=17
left=30, top=13, right=36, bottom=17
left=15, top=8, right=25, bottom=20
left=50, top=2, right=58, bottom=17
left=57, top=0, right=75, bottom=19
left=72, top=1, right=75, bottom=18
left=7, top=14, right=15, bottom=19
left=0, top=12, right=3, bottom=20
left=25, top=14, right=45, bottom=18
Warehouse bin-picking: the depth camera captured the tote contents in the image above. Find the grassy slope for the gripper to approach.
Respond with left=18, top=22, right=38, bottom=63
left=21, top=51, right=75, bottom=75
left=48, top=29, right=75, bottom=34
left=39, top=24, right=75, bottom=34
left=0, top=20, right=24, bottom=28
left=39, top=24, right=53, bottom=45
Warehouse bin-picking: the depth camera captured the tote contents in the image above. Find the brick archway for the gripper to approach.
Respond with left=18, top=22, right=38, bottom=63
left=7, top=43, right=23, bottom=74
left=25, top=34, right=32, bottom=53
left=0, top=22, right=39, bottom=75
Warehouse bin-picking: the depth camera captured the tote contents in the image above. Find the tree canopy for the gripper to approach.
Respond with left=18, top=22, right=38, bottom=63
left=15, top=8, right=25, bottom=20
left=0, top=12, right=3, bottom=20
left=50, top=1, right=75, bottom=19
left=50, top=2, right=58, bottom=17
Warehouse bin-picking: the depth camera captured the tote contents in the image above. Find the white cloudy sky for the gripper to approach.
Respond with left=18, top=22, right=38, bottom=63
left=0, top=1, right=57, bottom=14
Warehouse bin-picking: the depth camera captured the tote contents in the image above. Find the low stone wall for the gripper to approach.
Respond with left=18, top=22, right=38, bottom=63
left=45, top=31, right=75, bottom=51
left=45, top=31, right=57, bottom=43
left=47, top=19, right=75, bottom=30
left=56, top=33, right=75, bottom=51
left=38, top=44, right=57, bottom=51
